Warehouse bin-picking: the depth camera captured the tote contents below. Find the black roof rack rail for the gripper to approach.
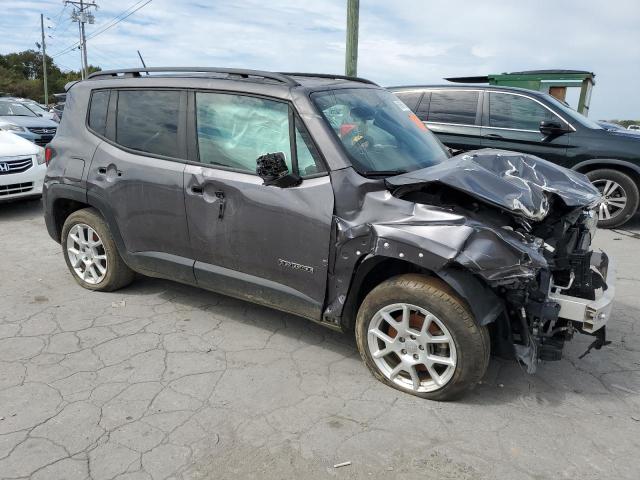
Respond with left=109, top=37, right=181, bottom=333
left=87, top=67, right=300, bottom=86
left=278, top=72, right=378, bottom=86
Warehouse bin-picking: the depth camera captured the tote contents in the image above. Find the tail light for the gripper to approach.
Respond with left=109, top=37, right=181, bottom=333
left=44, top=146, right=55, bottom=166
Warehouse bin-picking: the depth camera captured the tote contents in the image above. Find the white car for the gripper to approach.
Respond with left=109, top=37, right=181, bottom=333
left=627, top=125, right=640, bottom=131
left=0, top=131, right=46, bottom=201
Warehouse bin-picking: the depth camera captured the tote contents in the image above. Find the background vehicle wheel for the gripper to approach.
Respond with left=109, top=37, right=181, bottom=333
left=355, top=274, right=490, bottom=401
left=61, top=208, right=134, bottom=291
left=586, top=169, right=639, bottom=228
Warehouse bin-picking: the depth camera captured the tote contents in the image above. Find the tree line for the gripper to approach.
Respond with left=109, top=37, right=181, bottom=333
left=0, top=49, right=100, bottom=105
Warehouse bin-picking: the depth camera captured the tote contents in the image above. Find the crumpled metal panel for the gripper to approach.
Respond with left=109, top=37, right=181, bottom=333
left=386, top=149, right=602, bottom=221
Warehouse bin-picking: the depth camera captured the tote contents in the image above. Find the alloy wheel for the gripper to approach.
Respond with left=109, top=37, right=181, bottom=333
left=367, top=303, right=457, bottom=393
left=593, top=179, right=628, bottom=221
left=66, top=223, right=108, bottom=285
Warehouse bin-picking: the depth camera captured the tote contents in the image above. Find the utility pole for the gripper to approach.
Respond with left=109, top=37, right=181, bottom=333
left=66, top=0, right=97, bottom=79
left=80, top=0, right=89, bottom=78
left=345, top=0, right=359, bottom=77
left=40, top=13, right=49, bottom=105
left=77, top=20, right=85, bottom=79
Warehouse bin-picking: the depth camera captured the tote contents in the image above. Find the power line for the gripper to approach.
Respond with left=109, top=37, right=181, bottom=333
left=51, top=0, right=152, bottom=59
left=49, top=4, right=69, bottom=35
left=86, top=0, right=152, bottom=41
left=58, top=20, right=75, bottom=40
left=55, top=60, right=76, bottom=71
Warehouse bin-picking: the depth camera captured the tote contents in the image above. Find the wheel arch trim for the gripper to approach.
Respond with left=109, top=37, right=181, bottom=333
left=332, top=251, right=504, bottom=331
left=571, top=159, right=640, bottom=178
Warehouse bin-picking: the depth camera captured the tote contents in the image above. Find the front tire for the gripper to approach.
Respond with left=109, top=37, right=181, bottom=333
left=61, top=208, right=134, bottom=291
left=355, top=274, right=490, bottom=401
left=586, top=169, right=639, bottom=228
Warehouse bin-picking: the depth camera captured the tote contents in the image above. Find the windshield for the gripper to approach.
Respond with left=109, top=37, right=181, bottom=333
left=24, top=102, right=46, bottom=113
left=0, top=102, right=37, bottom=117
left=542, top=94, right=602, bottom=130
left=311, top=88, right=449, bottom=176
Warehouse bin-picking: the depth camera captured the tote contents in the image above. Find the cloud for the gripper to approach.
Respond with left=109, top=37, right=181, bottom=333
left=1, top=0, right=639, bottom=118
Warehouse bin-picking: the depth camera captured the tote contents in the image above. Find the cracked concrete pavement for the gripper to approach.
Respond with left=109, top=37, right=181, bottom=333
left=1, top=199, right=639, bottom=480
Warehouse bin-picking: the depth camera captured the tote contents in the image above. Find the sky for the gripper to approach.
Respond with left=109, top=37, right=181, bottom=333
left=1, top=0, right=639, bottom=119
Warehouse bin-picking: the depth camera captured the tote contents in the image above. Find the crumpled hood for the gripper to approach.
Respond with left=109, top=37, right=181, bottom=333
left=386, top=149, right=602, bottom=221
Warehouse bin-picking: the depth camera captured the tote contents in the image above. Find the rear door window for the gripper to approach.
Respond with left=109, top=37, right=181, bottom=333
left=116, top=90, right=181, bottom=158
left=489, top=93, right=557, bottom=130
left=427, top=90, right=479, bottom=125
left=88, top=90, right=110, bottom=136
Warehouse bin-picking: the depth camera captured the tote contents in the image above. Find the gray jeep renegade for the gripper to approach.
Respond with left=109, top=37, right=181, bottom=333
left=43, top=67, right=615, bottom=400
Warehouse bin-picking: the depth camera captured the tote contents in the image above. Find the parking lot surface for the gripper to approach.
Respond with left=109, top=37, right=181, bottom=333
left=1, top=200, right=639, bottom=480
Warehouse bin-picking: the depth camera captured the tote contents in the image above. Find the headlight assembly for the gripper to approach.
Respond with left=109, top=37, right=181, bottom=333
left=36, top=148, right=46, bottom=165
left=0, top=123, right=25, bottom=133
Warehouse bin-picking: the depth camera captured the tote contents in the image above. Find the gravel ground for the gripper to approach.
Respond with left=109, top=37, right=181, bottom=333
left=1, top=199, right=639, bottom=480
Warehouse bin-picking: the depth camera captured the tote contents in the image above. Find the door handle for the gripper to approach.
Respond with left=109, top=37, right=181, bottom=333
left=97, top=166, right=122, bottom=176
left=191, top=185, right=204, bottom=195
left=215, top=191, right=226, bottom=219
left=484, top=133, right=503, bottom=139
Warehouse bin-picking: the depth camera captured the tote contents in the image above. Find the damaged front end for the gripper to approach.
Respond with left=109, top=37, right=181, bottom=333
left=328, top=150, right=614, bottom=373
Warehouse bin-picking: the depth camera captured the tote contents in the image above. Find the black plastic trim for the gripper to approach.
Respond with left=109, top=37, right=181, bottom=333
left=88, top=67, right=300, bottom=86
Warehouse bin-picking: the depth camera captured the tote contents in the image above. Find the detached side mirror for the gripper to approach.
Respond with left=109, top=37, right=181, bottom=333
left=256, top=152, right=301, bottom=188
left=539, top=120, right=569, bottom=136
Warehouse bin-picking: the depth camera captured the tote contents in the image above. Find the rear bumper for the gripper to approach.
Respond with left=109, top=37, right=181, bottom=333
left=548, top=254, right=615, bottom=333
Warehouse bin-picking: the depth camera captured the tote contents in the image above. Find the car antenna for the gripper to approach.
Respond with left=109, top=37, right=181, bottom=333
left=137, top=50, right=149, bottom=75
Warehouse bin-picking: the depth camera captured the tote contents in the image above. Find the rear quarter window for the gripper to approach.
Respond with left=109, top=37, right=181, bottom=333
left=88, top=90, right=110, bottom=136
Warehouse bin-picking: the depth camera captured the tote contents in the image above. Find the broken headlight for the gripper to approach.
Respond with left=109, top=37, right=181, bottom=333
left=583, top=208, right=598, bottom=238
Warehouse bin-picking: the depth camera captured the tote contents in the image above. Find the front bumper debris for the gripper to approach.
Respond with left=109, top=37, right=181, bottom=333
left=548, top=254, right=615, bottom=333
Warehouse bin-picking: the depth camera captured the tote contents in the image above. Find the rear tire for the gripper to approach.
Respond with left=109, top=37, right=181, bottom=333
left=586, top=169, right=639, bottom=228
left=355, top=274, right=490, bottom=401
left=61, top=208, right=134, bottom=291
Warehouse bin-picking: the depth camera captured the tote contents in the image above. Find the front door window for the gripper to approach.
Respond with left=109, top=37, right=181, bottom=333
left=489, top=93, right=558, bottom=131
left=194, top=92, right=325, bottom=176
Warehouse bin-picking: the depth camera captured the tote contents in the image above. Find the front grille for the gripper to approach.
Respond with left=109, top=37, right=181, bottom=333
left=34, top=136, right=54, bottom=146
left=0, top=182, right=34, bottom=196
left=0, top=157, right=33, bottom=175
left=27, top=127, right=57, bottom=135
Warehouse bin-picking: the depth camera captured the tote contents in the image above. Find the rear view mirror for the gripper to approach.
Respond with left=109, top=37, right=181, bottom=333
left=539, top=120, right=569, bottom=136
left=256, top=152, right=301, bottom=188
left=351, top=105, right=375, bottom=121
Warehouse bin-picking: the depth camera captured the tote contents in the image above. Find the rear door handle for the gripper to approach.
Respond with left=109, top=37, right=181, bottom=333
left=97, top=166, right=122, bottom=176
left=484, top=133, right=503, bottom=139
left=191, top=185, right=203, bottom=195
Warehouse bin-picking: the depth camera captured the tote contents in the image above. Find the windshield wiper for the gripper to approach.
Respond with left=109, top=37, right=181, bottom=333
left=360, top=169, right=408, bottom=177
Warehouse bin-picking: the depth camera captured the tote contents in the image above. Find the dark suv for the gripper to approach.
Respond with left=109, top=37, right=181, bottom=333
left=390, top=85, right=640, bottom=228
left=44, top=68, right=614, bottom=400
